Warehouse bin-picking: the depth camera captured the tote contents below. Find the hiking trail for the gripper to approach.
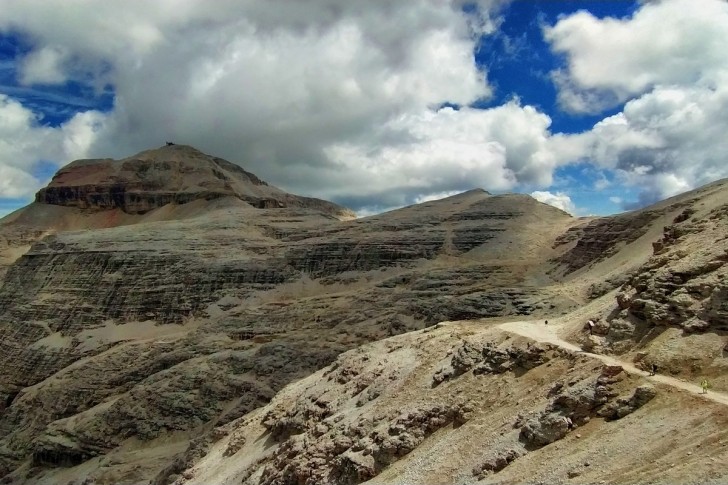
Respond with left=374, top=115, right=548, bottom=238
left=497, top=320, right=728, bottom=407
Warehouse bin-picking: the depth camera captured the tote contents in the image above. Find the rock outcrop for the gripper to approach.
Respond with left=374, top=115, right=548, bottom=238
left=615, top=207, right=728, bottom=333
left=575, top=181, right=728, bottom=373
left=177, top=325, right=726, bottom=485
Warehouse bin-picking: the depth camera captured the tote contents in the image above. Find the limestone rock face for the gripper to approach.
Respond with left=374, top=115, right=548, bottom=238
left=550, top=196, right=702, bottom=277
left=0, top=145, right=354, bottom=282
left=606, top=184, right=728, bottom=339
left=1, top=146, right=726, bottom=485
left=551, top=211, right=663, bottom=274
left=34, top=145, right=355, bottom=219
left=0, top=146, right=581, bottom=483
left=179, top=326, right=725, bottom=485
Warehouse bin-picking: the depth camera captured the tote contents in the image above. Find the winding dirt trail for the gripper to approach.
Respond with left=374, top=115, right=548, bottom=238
left=498, top=320, right=728, bottom=407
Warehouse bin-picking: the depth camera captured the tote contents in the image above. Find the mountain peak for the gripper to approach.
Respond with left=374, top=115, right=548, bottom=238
left=35, top=146, right=354, bottom=219
left=134, top=143, right=212, bottom=160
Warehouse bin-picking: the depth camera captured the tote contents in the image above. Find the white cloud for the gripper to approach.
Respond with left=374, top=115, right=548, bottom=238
left=4, top=0, right=728, bottom=215
left=581, top=82, right=728, bottom=204
left=18, top=45, right=70, bottom=85
left=414, top=190, right=463, bottom=204
left=321, top=102, right=564, bottom=208
left=0, top=165, right=40, bottom=199
left=0, top=94, right=105, bottom=198
left=546, top=0, right=728, bottom=208
left=545, top=0, right=728, bottom=112
left=530, top=190, right=576, bottom=215
left=0, top=1, right=516, bottom=209
left=2, top=0, right=593, bottom=213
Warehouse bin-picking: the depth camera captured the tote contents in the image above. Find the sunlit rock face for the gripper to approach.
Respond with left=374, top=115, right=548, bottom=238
left=34, top=144, right=355, bottom=218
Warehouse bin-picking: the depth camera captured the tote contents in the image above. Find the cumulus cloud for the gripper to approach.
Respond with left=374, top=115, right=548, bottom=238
left=0, top=94, right=105, bottom=198
left=321, top=102, right=562, bottom=207
left=3, top=0, right=728, bottom=215
left=18, top=45, right=70, bottom=85
left=545, top=0, right=728, bottom=112
left=582, top=83, right=728, bottom=204
left=414, top=190, right=464, bottom=204
left=530, top=190, right=576, bottom=215
left=547, top=0, right=728, bottom=207
left=0, top=0, right=577, bottom=211
left=0, top=166, right=39, bottom=199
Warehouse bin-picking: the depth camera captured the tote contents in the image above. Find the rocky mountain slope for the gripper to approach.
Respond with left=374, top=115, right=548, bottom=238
left=0, top=145, right=725, bottom=484
left=0, top=145, right=354, bottom=282
left=183, top=320, right=728, bottom=485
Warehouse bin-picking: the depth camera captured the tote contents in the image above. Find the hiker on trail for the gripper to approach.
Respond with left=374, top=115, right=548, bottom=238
left=701, top=379, right=710, bottom=394
left=649, top=364, right=657, bottom=376
left=564, top=416, right=573, bottom=430
left=587, top=320, right=595, bottom=335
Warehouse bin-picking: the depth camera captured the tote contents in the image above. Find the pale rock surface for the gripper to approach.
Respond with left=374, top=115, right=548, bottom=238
left=0, top=145, right=726, bottom=484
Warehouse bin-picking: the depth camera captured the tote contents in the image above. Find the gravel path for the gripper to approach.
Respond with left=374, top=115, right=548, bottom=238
left=499, top=320, right=728, bottom=406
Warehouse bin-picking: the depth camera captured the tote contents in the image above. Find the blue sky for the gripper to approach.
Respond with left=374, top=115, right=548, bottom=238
left=475, top=1, right=636, bottom=130
left=475, top=0, right=640, bottom=215
left=1, top=0, right=727, bottom=218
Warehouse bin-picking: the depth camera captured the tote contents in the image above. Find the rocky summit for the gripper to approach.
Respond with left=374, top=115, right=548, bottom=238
left=34, top=144, right=355, bottom=217
left=0, top=145, right=726, bottom=485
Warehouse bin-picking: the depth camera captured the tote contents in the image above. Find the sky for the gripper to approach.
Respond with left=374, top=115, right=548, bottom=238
left=1, top=0, right=727, bottom=218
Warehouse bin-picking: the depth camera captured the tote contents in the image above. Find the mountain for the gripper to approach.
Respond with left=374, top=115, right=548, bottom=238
left=34, top=145, right=355, bottom=217
left=0, top=145, right=355, bottom=286
left=0, top=146, right=725, bottom=484
left=185, top=179, right=728, bottom=485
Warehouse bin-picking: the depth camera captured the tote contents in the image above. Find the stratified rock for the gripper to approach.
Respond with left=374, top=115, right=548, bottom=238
left=610, top=210, right=728, bottom=334
left=551, top=210, right=666, bottom=275
left=1, top=146, right=727, bottom=485
left=35, top=145, right=355, bottom=219
left=0, top=175, right=576, bottom=482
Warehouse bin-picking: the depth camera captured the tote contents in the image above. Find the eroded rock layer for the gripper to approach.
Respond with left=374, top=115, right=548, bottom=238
left=178, top=325, right=726, bottom=485
left=0, top=146, right=579, bottom=483
left=0, top=146, right=726, bottom=484
left=34, top=145, right=355, bottom=218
